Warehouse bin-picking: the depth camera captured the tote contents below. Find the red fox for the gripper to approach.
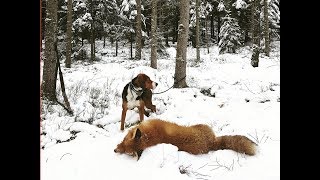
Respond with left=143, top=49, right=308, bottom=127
left=114, top=119, right=257, bottom=159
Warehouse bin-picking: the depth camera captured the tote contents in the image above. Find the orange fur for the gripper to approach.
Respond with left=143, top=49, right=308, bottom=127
left=114, top=119, right=257, bottom=159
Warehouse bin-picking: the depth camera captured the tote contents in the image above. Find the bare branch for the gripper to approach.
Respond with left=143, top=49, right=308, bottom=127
left=60, top=153, right=72, bottom=160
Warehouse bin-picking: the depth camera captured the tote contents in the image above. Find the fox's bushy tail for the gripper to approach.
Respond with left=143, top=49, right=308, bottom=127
left=212, top=135, right=257, bottom=155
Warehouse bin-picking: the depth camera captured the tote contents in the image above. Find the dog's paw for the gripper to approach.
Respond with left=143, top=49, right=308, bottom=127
left=144, top=110, right=151, bottom=117
left=150, top=105, right=156, bottom=112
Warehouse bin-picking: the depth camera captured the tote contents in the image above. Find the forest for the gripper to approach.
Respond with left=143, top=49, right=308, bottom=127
left=40, top=1, right=280, bottom=179
left=41, top=0, right=280, bottom=104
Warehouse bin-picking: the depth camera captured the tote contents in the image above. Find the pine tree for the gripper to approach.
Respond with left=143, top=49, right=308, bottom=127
left=231, top=0, right=250, bottom=44
left=269, top=0, right=280, bottom=40
left=218, top=15, right=242, bottom=54
left=216, top=0, right=226, bottom=43
left=73, top=0, right=91, bottom=48
left=120, top=0, right=138, bottom=59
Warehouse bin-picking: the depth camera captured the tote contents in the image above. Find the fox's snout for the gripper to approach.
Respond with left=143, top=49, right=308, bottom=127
left=114, top=147, right=122, bottom=153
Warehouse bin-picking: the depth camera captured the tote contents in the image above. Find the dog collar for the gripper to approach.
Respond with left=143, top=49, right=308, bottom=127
left=129, top=82, right=143, bottom=96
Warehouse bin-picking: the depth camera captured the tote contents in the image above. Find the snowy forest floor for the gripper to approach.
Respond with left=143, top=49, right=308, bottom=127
left=40, top=40, right=280, bottom=180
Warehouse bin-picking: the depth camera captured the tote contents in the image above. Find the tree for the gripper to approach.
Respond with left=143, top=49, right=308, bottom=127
left=174, top=0, right=189, bottom=88
left=102, top=0, right=127, bottom=56
left=72, top=0, right=91, bottom=49
left=65, top=0, right=72, bottom=68
left=43, top=0, right=58, bottom=101
left=101, top=0, right=119, bottom=47
left=231, top=0, right=250, bottom=44
left=269, top=0, right=280, bottom=40
left=88, top=0, right=95, bottom=62
left=203, top=0, right=211, bottom=54
left=150, top=0, right=158, bottom=69
left=263, top=0, right=270, bottom=56
left=135, top=0, right=142, bottom=60
left=196, top=0, right=200, bottom=63
left=216, top=0, right=226, bottom=43
left=251, top=44, right=260, bottom=67
left=251, top=0, right=260, bottom=46
left=218, top=14, right=242, bottom=54
left=120, top=0, right=138, bottom=59
left=251, top=0, right=260, bottom=67
left=81, top=0, right=111, bottom=62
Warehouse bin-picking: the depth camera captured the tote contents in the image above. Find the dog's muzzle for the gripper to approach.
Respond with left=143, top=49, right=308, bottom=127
left=152, top=82, right=158, bottom=90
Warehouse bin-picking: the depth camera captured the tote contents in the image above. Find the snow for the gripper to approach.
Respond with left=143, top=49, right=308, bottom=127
left=233, top=0, right=248, bottom=9
left=41, top=40, right=280, bottom=180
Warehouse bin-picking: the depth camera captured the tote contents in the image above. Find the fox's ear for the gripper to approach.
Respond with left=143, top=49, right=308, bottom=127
left=134, top=128, right=142, bottom=140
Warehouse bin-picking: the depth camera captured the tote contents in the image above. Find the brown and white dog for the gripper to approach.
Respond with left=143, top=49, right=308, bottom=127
left=120, top=73, right=158, bottom=131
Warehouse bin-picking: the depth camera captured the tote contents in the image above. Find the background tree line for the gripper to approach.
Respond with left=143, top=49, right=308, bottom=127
left=41, top=0, right=280, bottom=105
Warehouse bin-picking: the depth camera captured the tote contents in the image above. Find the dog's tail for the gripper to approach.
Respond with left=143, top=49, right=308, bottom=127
left=211, top=135, right=257, bottom=155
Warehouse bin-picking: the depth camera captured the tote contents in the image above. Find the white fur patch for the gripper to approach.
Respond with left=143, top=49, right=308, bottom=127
left=152, top=82, right=157, bottom=89
left=126, top=88, right=141, bottom=110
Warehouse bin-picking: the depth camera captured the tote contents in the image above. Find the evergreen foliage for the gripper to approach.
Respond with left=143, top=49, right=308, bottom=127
left=218, top=15, right=242, bottom=54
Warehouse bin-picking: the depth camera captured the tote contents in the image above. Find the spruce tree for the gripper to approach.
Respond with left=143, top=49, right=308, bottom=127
left=218, top=14, right=242, bottom=54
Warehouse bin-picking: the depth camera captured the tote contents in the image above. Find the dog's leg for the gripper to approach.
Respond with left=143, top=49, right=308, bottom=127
left=145, top=102, right=156, bottom=113
left=142, top=90, right=156, bottom=113
left=121, top=102, right=128, bottom=131
left=138, top=100, right=145, bottom=122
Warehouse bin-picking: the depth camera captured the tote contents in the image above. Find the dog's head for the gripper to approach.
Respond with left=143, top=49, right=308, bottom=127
left=132, top=73, right=157, bottom=90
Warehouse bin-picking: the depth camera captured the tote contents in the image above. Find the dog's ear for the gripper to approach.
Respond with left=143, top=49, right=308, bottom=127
left=132, top=74, right=145, bottom=88
left=131, top=76, right=138, bottom=85
left=133, top=128, right=142, bottom=140
left=132, top=76, right=140, bottom=87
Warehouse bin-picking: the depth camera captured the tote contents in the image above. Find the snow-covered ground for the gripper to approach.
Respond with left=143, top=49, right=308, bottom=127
left=40, top=41, right=280, bottom=180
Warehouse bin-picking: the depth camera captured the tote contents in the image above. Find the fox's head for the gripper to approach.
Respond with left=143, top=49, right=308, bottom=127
left=114, top=127, right=143, bottom=160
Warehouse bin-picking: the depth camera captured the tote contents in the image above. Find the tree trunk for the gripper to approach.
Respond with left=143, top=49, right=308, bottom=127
left=251, top=0, right=260, bottom=67
left=81, top=33, right=84, bottom=46
left=135, top=0, right=142, bottom=60
left=251, top=0, right=260, bottom=46
left=250, top=1, right=254, bottom=46
left=89, top=0, right=95, bottom=62
left=251, top=45, right=260, bottom=67
left=245, top=28, right=249, bottom=44
left=211, top=13, right=214, bottom=39
left=263, top=0, right=270, bottom=56
left=116, top=39, right=118, bottom=56
left=165, top=29, right=169, bottom=47
left=205, top=16, right=209, bottom=54
left=150, top=0, right=158, bottom=69
left=43, top=0, right=58, bottom=101
left=217, top=14, right=221, bottom=43
left=130, top=30, right=133, bottom=59
left=56, top=42, right=73, bottom=115
left=65, top=0, right=72, bottom=68
left=90, top=23, right=95, bottom=62
left=195, top=0, right=200, bottom=63
left=174, top=0, right=189, bottom=88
